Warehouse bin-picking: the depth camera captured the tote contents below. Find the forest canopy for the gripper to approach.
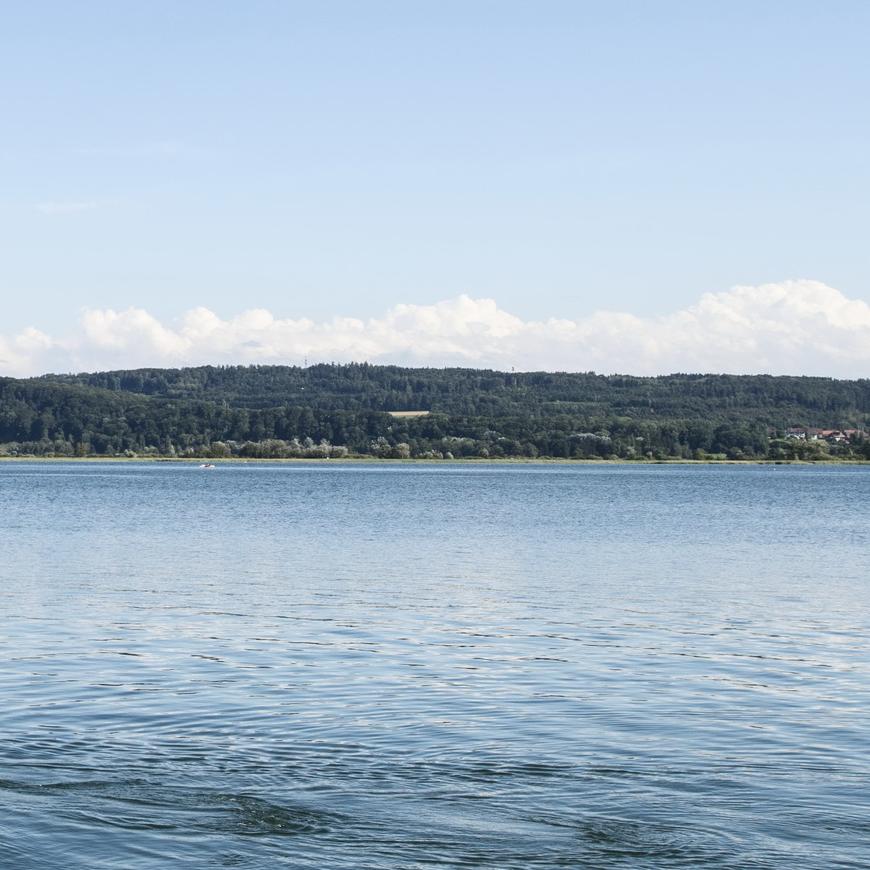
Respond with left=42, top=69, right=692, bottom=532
left=0, top=364, right=868, bottom=460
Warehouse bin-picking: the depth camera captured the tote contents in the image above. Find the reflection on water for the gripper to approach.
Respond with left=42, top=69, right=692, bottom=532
left=1, top=462, right=869, bottom=868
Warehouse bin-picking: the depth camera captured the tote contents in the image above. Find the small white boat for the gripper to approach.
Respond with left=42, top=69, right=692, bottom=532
left=199, top=463, right=216, bottom=469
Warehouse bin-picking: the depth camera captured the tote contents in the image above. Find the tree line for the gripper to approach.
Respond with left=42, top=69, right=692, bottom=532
left=0, top=365, right=867, bottom=460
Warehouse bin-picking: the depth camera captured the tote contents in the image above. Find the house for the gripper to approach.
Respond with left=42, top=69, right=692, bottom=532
left=783, top=427, right=865, bottom=444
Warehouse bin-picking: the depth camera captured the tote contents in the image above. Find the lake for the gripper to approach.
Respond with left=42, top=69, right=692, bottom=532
left=1, top=462, right=868, bottom=868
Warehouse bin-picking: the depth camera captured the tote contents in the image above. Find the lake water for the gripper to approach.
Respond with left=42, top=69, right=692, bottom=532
left=1, top=462, right=868, bottom=868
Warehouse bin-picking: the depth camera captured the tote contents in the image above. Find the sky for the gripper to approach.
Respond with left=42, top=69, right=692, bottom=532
left=1, top=1, right=869, bottom=376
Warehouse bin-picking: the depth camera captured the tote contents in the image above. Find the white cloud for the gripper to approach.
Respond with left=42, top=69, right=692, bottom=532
left=75, top=140, right=212, bottom=159
left=35, top=200, right=98, bottom=215
left=1, top=280, right=869, bottom=378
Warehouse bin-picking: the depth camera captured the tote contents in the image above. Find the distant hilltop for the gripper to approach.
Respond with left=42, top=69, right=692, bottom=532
left=1, top=364, right=868, bottom=461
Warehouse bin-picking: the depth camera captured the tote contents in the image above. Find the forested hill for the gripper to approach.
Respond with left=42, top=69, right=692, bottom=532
left=1, top=365, right=868, bottom=460
left=36, top=365, right=870, bottom=421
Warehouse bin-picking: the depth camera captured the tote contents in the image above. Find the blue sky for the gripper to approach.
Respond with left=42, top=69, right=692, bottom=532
left=1, top=2, right=869, bottom=375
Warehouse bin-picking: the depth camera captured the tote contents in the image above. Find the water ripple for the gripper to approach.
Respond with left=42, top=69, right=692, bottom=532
left=1, top=462, right=869, bottom=868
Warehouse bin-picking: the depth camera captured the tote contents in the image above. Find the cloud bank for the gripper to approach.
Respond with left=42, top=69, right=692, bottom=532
left=1, top=280, right=869, bottom=379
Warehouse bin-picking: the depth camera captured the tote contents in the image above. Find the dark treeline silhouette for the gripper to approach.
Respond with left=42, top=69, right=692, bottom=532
left=1, top=364, right=868, bottom=460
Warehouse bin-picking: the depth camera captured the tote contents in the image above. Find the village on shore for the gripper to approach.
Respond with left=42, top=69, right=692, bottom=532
left=784, top=427, right=867, bottom=444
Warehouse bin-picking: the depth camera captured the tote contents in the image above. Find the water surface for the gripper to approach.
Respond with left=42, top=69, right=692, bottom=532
left=1, top=462, right=868, bottom=868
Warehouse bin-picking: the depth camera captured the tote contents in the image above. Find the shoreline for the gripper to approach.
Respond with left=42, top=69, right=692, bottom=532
left=1, top=455, right=868, bottom=466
